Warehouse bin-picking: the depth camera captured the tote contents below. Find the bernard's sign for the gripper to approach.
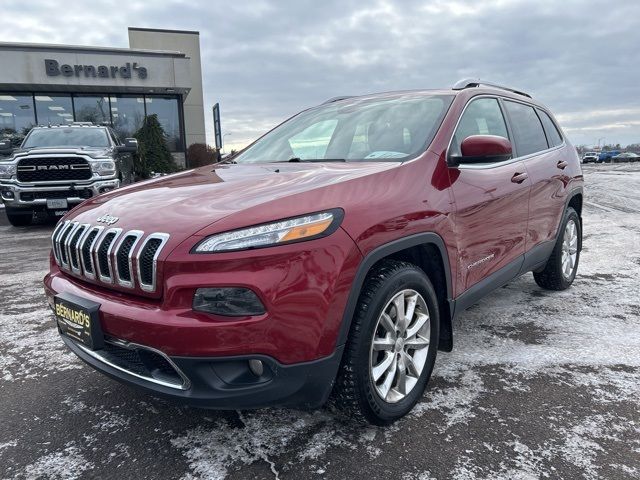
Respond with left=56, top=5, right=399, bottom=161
left=44, top=59, right=148, bottom=80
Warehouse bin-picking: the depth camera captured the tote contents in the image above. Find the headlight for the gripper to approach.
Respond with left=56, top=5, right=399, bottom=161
left=91, top=160, right=116, bottom=176
left=193, top=209, right=343, bottom=253
left=0, top=163, right=16, bottom=179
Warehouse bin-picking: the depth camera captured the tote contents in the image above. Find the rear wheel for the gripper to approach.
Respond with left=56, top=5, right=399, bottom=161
left=330, top=260, right=439, bottom=425
left=533, top=207, right=580, bottom=290
left=6, top=210, right=33, bottom=227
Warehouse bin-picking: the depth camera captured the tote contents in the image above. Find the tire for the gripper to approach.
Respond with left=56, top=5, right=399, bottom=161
left=6, top=210, right=33, bottom=227
left=533, top=207, right=581, bottom=290
left=330, top=260, right=440, bottom=425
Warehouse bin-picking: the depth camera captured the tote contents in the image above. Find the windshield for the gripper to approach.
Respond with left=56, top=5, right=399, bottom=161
left=234, top=94, right=453, bottom=164
left=22, top=128, right=110, bottom=148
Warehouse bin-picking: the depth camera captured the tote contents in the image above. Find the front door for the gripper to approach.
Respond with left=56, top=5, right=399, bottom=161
left=447, top=97, right=531, bottom=294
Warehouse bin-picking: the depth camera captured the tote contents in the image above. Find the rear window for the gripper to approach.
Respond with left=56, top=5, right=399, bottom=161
left=537, top=109, right=563, bottom=147
left=504, top=101, right=548, bottom=157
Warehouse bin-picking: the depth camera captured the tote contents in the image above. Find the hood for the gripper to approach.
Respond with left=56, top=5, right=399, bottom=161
left=67, top=161, right=400, bottom=243
left=9, top=146, right=113, bottom=160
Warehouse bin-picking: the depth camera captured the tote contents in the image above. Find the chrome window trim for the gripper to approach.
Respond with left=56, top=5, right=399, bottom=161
left=136, top=233, right=170, bottom=293
left=95, top=227, right=123, bottom=284
left=79, top=226, right=104, bottom=280
left=113, top=230, right=144, bottom=289
left=75, top=337, right=190, bottom=391
left=446, top=94, right=567, bottom=171
left=69, top=224, right=91, bottom=274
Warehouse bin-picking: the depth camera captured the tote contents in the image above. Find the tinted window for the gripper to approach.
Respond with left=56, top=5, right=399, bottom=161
left=504, top=101, right=548, bottom=156
left=537, top=109, right=563, bottom=147
left=35, top=95, right=73, bottom=126
left=23, top=128, right=110, bottom=148
left=74, top=96, right=111, bottom=124
left=0, top=94, right=36, bottom=146
left=110, top=95, right=145, bottom=141
left=450, top=98, right=509, bottom=157
left=144, top=96, right=183, bottom=152
left=234, top=94, right=453, bottom=164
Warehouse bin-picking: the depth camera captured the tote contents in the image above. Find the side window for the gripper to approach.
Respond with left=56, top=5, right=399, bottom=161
left=504, top=101, right=548, bottom=156
left=450, top=98, right=509, bottom=157
left=288, top=119, right=338, bottom=159
left=537, top=109, right=563, bottom=147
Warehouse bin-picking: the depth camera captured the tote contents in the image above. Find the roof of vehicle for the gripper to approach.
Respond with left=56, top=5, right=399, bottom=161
left=321, top=79, right=546, bottom=110
left=31, top=123, right=107, bottom=129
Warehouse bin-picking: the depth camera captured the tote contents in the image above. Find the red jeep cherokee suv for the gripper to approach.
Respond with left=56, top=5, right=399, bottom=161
left=44, top=79, right=583, bottom=424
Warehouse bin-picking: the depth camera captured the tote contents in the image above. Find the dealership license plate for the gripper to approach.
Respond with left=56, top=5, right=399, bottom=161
left=54, top=292, right=104, bottom=350
left=47, top=199, right=68, bottom=210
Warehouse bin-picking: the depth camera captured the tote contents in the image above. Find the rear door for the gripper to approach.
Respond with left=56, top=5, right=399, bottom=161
left=448, top=97, right=531, bottom=293
left=502, top=101, right=568, bottom=250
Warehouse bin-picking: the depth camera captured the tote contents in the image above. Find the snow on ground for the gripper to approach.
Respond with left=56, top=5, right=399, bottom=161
left=0, top=164, right=639, bottom=479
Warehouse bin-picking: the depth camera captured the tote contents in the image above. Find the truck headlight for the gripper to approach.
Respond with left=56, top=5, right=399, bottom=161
left=0, top=163, right=16, bottom=179
left=91, top=161, right=116, bottom=176
left=193, top=209, right=343, bottom=253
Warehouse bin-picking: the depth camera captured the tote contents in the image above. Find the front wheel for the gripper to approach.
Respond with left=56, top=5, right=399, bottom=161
left=534, top=207, right=581, bottom=290
left=330, top=260, right=439, bottom=425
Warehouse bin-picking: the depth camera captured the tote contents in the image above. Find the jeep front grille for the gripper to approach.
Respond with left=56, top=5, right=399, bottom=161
left=52, top=221, right=169, bottom=293
left=17, top=157, right=91, bottom=182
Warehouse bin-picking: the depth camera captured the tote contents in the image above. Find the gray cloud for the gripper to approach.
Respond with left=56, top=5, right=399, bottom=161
left=2, top=0, right=638, bottom=148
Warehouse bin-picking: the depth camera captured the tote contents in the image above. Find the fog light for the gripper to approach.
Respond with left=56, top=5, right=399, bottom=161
left=99, top=186, right=115, bottom=194
left=1, top=190, right=14, bottom=200
left=193, top=287, right=266, bottom=317
left=248, top=359, right=264, bottom=377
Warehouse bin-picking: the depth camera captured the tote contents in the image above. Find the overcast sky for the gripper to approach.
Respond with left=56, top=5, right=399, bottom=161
left=2, top=0, right=639, bottom=150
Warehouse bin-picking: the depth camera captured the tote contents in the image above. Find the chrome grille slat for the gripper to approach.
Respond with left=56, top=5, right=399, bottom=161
left=51, top=223, right=169, bottom=294
left=79, top=226, right=103, bottom=280
left=113, top=230, right=144, bottom=288
left=96, top=228, right=122, bottom=284
left=136, top=233, right=170, bottom=293
left=68, top=224, right=89, bottom=274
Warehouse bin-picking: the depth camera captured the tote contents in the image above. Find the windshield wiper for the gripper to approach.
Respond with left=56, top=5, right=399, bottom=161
left=284, top=157, right=346, bottom=163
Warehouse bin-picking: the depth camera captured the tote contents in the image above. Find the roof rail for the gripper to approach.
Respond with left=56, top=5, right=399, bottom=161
left=322, top=96, right=354, bottom=105
left=452, top=78, right=531, bottom=98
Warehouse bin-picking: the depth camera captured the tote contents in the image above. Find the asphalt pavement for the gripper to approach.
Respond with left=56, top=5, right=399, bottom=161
left=1, top=163, right=639, bottom=479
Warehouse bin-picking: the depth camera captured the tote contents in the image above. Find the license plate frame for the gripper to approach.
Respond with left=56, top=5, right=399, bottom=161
left=54, top=292, right=103, bottom=350
left=47, top=198, right=68, bottom=210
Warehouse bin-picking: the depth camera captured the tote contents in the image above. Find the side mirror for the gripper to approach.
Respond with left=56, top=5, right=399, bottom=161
left=449, top=135, right=512, bottom=166
left=0, top=140, right=13, bottom=155
left=117, top=138, right=139, bottom=154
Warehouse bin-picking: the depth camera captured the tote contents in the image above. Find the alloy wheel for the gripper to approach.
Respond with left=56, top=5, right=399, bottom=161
left=561, top=219, right=578, bottom=279
left=369, top=289, right=430, bottom=403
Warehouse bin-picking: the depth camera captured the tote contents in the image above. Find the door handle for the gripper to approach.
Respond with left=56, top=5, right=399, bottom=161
left=511, top=172, right=528, bottom=184
left=557, top=160, right=568, bottom=169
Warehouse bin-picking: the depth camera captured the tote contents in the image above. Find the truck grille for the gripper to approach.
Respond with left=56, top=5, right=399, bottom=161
left=52, top=220, right=169, bottom=293
left=20, top=189, right=93, bottom=201
left=17, top=157, right=91, bottom=182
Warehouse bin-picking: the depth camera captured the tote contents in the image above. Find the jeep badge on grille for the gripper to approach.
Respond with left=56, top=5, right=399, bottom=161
left=96, top=214, right=119, bottom=225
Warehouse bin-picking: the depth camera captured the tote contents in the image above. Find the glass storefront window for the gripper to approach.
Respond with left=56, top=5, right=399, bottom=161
left=0, top=94, right=36, bottom=146
left=35, top=95, right=73, bottom=126
left=74, top=95, right=111, bottom=124
left=144, top=96, right=183, bottom=151
left=110, top=95, right=145, bottom=141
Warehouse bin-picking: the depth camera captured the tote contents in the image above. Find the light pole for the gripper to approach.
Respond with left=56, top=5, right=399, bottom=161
left=222, top=132, right=232, bottom=154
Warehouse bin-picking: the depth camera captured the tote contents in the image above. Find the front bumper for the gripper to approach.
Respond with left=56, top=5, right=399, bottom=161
left=0, top=177, right=120, bottom=209
left=60, top=331, right=343, bottom=409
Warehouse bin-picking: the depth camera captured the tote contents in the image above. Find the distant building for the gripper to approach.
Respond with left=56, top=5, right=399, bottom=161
left=0, top=27, right=206, bottom=167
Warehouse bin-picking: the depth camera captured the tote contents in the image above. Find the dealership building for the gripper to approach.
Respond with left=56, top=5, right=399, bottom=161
left=0, top=27, right=206, bottom=167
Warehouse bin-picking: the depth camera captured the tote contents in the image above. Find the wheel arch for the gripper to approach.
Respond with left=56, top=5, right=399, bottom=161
left=338, top=233, right=454, bottom=352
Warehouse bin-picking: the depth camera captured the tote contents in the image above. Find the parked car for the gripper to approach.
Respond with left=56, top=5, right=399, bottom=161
left=45, top=80, right=583, bottom=425
left=581, top=151, right=599, bottom=163
left=598, top=150, right=620, bottom=163
left=611, top=152, right=639, bottom=162
left=0, top=123, right=138, bottom=226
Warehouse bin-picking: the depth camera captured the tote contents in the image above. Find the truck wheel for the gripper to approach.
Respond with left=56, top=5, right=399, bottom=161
left=6, top=210, right=33, bottom=227
left=330, top=260, right=439, bottom=425
left=533, top=207, right=581, bottom=290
